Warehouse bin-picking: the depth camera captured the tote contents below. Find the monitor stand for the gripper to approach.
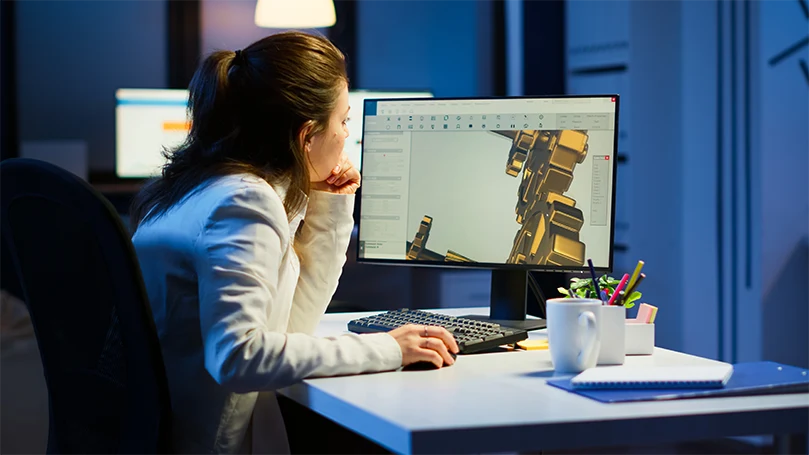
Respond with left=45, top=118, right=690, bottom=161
left=462, top=269, right=547, bottom=331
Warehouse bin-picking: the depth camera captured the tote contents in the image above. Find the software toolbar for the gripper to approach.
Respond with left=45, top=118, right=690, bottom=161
left=363, top=113, right=614, bottom=133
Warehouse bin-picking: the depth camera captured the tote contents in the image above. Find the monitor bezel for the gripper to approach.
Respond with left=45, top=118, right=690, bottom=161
left=355, top=93, right=620, bottom=274
left=349, top=88, right=433, bottom=96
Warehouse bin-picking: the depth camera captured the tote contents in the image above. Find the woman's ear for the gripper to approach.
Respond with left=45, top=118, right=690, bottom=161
left=298, top=120, right=315, bottom=153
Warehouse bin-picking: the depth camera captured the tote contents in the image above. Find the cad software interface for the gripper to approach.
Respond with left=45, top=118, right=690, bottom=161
left=357, top=96, right=618, bottom=269
left=346, top=91, right=432, bottom=170
left=116, top=89, right=190, bottom=178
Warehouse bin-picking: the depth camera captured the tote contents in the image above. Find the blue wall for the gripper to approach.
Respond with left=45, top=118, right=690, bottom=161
left=757, top=0, right=809, bottom=368
left=15, top=0, right=167, bottom=172
left=626, top=0, right=685, bottom=350
left=355, top=0, right=493, bottom=96
left=680, top=0, right=722, bottom=359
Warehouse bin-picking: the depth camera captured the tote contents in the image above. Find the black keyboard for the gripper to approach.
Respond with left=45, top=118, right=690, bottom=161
left=347, top=309, right=529, bottom=354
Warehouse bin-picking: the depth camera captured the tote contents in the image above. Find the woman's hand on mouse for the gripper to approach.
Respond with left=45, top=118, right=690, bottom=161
left=388, top=324, right=460, bottom=369
left=312, top=155, right=360, bottom=194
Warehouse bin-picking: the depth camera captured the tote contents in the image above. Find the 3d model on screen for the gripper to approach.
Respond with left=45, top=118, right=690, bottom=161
left=406, top=215, right=474, bottom=262
left=406, top=129, right=590, bottom=266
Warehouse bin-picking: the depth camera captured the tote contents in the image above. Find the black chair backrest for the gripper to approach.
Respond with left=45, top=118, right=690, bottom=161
left=1, top=219, right=24, bottom=302
left=0, top=159, right=171, bottom=453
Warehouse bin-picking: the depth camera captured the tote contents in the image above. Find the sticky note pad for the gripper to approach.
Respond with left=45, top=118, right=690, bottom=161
left=517, top=339, right=549, bottom=350
left=636, top=303, right=657, bottom=324
left=647, top=306, right=658, bottom=323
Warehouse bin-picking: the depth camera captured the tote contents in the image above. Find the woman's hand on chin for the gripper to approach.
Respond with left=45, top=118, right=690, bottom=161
left=311, top=155, right=360, bottom=194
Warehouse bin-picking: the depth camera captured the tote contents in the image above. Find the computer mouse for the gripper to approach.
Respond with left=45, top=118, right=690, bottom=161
left=402, top=361, right=441, bottom=371
left=401, top=352, right=457, bottom=371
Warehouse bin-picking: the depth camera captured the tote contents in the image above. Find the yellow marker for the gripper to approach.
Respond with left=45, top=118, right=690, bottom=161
left=517, top=339, right=549, bottom=350
left=627, top=260, right=645, bottom=290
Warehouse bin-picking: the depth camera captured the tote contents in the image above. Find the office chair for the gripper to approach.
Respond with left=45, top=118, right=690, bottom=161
left=1, top=233, right=24, bottom=303
left=0, top=158, right=171, bottom=453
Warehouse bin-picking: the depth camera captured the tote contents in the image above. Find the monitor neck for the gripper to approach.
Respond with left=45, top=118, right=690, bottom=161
left=463, top=269, right=547, bottom=331
left=490, top=269, right=530, bottom=321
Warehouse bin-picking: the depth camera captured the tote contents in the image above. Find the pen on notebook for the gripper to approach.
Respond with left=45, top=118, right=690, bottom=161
left=607, top=273, right=630, bottom=306
left=587, top=259, right=602, bottom=302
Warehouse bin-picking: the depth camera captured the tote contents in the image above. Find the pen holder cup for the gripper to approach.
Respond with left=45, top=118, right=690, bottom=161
left=597, top=305, right=626, bottom=365
left=625, top=322, right=655, bottom=355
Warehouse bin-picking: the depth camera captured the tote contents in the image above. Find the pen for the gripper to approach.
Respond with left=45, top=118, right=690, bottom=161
left=587, top=259, right=602, bottom=303
left=629, top=273, right=646, bottom=294
left=607, top=273, right=630, bottom=306
left=627, top=260, right=645, bottom=291
left=621, top=272, right=646, bottom=303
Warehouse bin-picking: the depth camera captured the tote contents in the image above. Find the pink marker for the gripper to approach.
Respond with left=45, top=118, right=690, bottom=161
left=607, top=273, right=630, bottom=306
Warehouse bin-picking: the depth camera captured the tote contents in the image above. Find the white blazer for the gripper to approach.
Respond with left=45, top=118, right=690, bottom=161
left=132, top=174, right=401, bottom=454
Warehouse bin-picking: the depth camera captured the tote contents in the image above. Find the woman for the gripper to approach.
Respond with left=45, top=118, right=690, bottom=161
left=130, top=32, right=458, bottom=454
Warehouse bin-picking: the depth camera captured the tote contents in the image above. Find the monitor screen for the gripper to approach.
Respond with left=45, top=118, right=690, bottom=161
left=346, top=90, right=432, bottom=170
left=115, top=88, right=190, bottom=178
left=357, top=95, right=619, bottom=272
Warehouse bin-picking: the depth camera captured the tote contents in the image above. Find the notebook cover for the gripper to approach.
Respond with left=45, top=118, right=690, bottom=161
left=546, top=361, right=809, bottom=403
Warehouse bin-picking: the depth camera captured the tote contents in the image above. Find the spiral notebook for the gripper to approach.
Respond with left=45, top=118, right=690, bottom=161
left=547, top=361, right=809, bottom=403
left=571, top=364, right=734, bottom=389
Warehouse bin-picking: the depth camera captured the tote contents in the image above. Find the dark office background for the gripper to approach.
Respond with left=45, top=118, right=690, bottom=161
left=4, top=0, right=809, bottom=363
left=1, top=1, right=807, bottom=452
left=1, top=0, right=17, bottom=163
left=4, top=0, right=808, bottom=363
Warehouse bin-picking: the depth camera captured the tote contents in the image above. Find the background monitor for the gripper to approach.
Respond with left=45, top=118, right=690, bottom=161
left=116, top=88, right=189, bottom=178
left=346, top=90, right=432, bottom=170
left=356, top=95, right=620, bottom=329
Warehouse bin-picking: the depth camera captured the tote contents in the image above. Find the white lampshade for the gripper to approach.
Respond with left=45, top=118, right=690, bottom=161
left=254, top=0, right=336, bottom=28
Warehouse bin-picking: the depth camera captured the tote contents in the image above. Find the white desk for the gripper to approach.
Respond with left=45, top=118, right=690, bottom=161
left=278, top=308, right=809, bottom=454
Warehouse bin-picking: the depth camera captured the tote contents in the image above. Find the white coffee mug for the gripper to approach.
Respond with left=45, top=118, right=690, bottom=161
left=546, top=298, right=601, bottom=373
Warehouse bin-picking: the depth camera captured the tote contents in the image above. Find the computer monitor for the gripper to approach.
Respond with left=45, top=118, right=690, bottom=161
left=346, top=90, right=432, bottom=170
left=115, top=88, right=190, bottom=178
left=356, top=95, right=619, bottom=330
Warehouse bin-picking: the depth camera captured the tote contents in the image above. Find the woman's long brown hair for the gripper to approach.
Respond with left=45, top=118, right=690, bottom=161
left=130, top=31, right=347, bottom=231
